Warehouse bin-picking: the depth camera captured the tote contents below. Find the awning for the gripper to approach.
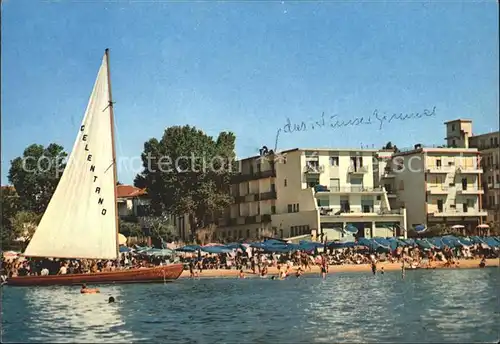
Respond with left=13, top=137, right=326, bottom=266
left=477, top=224, right=490, bottom=229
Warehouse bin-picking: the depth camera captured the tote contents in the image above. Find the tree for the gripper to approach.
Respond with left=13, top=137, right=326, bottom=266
left=8, top=143, right=67, bottom=214
left=119, top=219, right=143, bottom=238
left=11, top=211, right=42, bottom=249
left=142, top=214, right=176, bottom=245
left=1, top=186, right=21, bottom=248
left=135, top=125, right=236, bottom=240
left=383, top=141, right=393, bottom=150
left=195, top=224, right=216, bottom=245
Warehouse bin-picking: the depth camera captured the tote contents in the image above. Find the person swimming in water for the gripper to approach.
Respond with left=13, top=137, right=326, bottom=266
left=296, top=267, right=303, bottom=278
left=238, top=269, right=246, bottom=279
left=108, top=296, right=115, bottom=303
left=80, top=284, right=100, bottom=294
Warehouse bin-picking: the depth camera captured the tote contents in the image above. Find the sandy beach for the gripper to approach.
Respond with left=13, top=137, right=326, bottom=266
left=179, top=258, right=499, bottom=278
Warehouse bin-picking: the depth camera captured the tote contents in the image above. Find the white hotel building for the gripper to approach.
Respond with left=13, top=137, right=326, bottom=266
left=216, top=148, right=407, bottom=241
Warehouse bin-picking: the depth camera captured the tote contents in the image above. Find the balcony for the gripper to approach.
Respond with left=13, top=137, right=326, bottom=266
left=387, top=191, right=397, bottom=198
left=304, top=164, right=325, bottom=174
left=259, top=191, right=277, bottom=201
left=456, top=165, right=483, bottom=174
left=382, top=167, right=396, bottom=178
left=319, top=207, right=404, bottom=218
left=245, top=215, right=257, bottom=224
left=426, top=165, right=453, bottom=173
left=348, top=165, right=368, bottom=174
left=457, top=187, right=484, bottom=195
left=230, top=169, right=276, bottom=183
left=426, top=185, right=449, bottom=194
left=315, top=186, right=385, bottom=195
left=261, top=214, right=272, bottom=223
left=429, top=209, right=488, bottom=217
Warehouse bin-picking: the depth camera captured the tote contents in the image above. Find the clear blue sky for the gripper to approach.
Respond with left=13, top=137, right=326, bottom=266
left=2, top=0, right=498, bottom=185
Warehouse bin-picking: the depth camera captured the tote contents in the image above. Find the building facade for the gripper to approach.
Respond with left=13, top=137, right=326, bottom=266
left=390, top=145, right=487, bottom=231
left=444, top=119, right=500, bottom=223
left=217, top=148, right=407, bottom=241
left=467, top=132, right=500, bottom=223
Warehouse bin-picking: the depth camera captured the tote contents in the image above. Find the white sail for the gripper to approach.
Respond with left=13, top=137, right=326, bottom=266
left=24, top=53, right=118, bottom=260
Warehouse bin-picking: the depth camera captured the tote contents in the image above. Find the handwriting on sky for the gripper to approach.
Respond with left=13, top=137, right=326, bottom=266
left=279, top=107, right=437, bottom=136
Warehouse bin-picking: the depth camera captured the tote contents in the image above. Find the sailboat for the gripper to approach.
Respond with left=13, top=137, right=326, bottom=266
left=7, top=49, right=184, bottom=286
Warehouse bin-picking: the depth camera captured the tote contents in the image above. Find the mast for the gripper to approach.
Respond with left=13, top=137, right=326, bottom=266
left=105, top=48, right=121, bottom=260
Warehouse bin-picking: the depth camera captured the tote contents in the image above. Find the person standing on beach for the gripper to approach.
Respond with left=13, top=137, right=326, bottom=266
left=371, top=260, right=377, bottom=275
left=320, top=254, right=328, bottom=279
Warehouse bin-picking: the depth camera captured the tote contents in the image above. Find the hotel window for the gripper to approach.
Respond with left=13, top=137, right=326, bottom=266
left=351, top=178, right=363, bottom=191
left=246, top=229, right=250, bottom=238
left=437, top=200, right=443, bottom=212
left=496, top=174, right=500, bottom=183
left=451, top=124, right=455, bottom=131
left=330, top=178, right=340, bottom=191
left=296, top=203, right=300, bottom=212
left=436, top=159, right=442, bottom=167
left=288, top=204, right=293, bottom=213
left=329, top=156, right=339, bottom=166
left=271, top=205, right=276, bottom=214
left=399, top=181, right=404, bottom=190
left=340, top=199, right=350, bottom=212
left=317, top=198, right=329, bottom=207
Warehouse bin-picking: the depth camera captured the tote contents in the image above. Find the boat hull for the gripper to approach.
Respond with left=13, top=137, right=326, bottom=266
left=6, top=264, right=184, bottom=286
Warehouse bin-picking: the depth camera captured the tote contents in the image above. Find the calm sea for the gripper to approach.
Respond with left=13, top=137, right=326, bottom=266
left=2, top=268, right=499, bottom=343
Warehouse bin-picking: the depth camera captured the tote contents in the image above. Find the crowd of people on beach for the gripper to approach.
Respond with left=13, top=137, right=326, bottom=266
left=0, top=251, right=166, bottom=280
left=1, top=239, right=496, bottom=281
left=182, top=240, right=495, bottom=278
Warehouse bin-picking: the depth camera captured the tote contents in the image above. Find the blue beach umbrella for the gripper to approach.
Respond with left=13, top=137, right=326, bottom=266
left=414, top=224, right=427, bottom=234
left=344, top=224, right=359, bottom=235
left=175, top=245, right=201, bottom=252
left=201, top=245, right=233, bottom=254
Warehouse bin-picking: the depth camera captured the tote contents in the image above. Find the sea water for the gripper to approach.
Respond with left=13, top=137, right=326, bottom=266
left=2, top=268, right=499, bottom=343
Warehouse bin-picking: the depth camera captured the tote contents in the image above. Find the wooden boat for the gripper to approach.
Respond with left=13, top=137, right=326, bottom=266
left=7, top=49, right=184, bottom=287
left=7, top=265, right=184, bottom=286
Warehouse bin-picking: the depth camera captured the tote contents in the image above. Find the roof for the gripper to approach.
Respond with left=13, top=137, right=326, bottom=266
left=444, top=118, right=473, bottom=124
left=116, top=185, right=147, bottom=198
left=1, top=185, right=15, bottom=191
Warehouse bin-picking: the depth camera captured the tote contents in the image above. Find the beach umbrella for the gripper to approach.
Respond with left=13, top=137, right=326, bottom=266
left=151, top=248, right=175, bottom=256
left=201, top=245, right=232, bottom=254
left=118, top=233, right=127, bottom=245
left=344, top=224, right=359, bottom=235
left=413, top=224, right=427, bottom=234
left=175, top=245, right=201, bottom=252
left=119, top=246, right=132, bottom=253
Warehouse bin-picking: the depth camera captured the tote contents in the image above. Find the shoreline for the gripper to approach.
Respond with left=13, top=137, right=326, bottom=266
left=179, top=258, right=499, bottom=278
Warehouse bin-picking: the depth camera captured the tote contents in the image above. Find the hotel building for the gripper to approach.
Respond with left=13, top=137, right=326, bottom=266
left=217, top=148, right=407, bottom=241
left=390, top=144, right=487, bottom=231
left=444, top=119, right=500, bottom=223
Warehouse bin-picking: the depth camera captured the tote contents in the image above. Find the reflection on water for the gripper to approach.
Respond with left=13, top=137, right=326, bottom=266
left=7, top=285, right=137, bottom=343
left=2, top=269, right=499, bottom=343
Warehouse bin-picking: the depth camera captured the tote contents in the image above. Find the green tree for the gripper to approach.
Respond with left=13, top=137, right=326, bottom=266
left=8, top=143, right=67, bottom=214
left=143, top=214, right=176, bottom=244
left=1, top=186, right=21, bottom=249
left=10, top=210, right=42, bottom=249
left=135, top=125, right=236, bottom=240
left=119, top=219, right=143, bottom=238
